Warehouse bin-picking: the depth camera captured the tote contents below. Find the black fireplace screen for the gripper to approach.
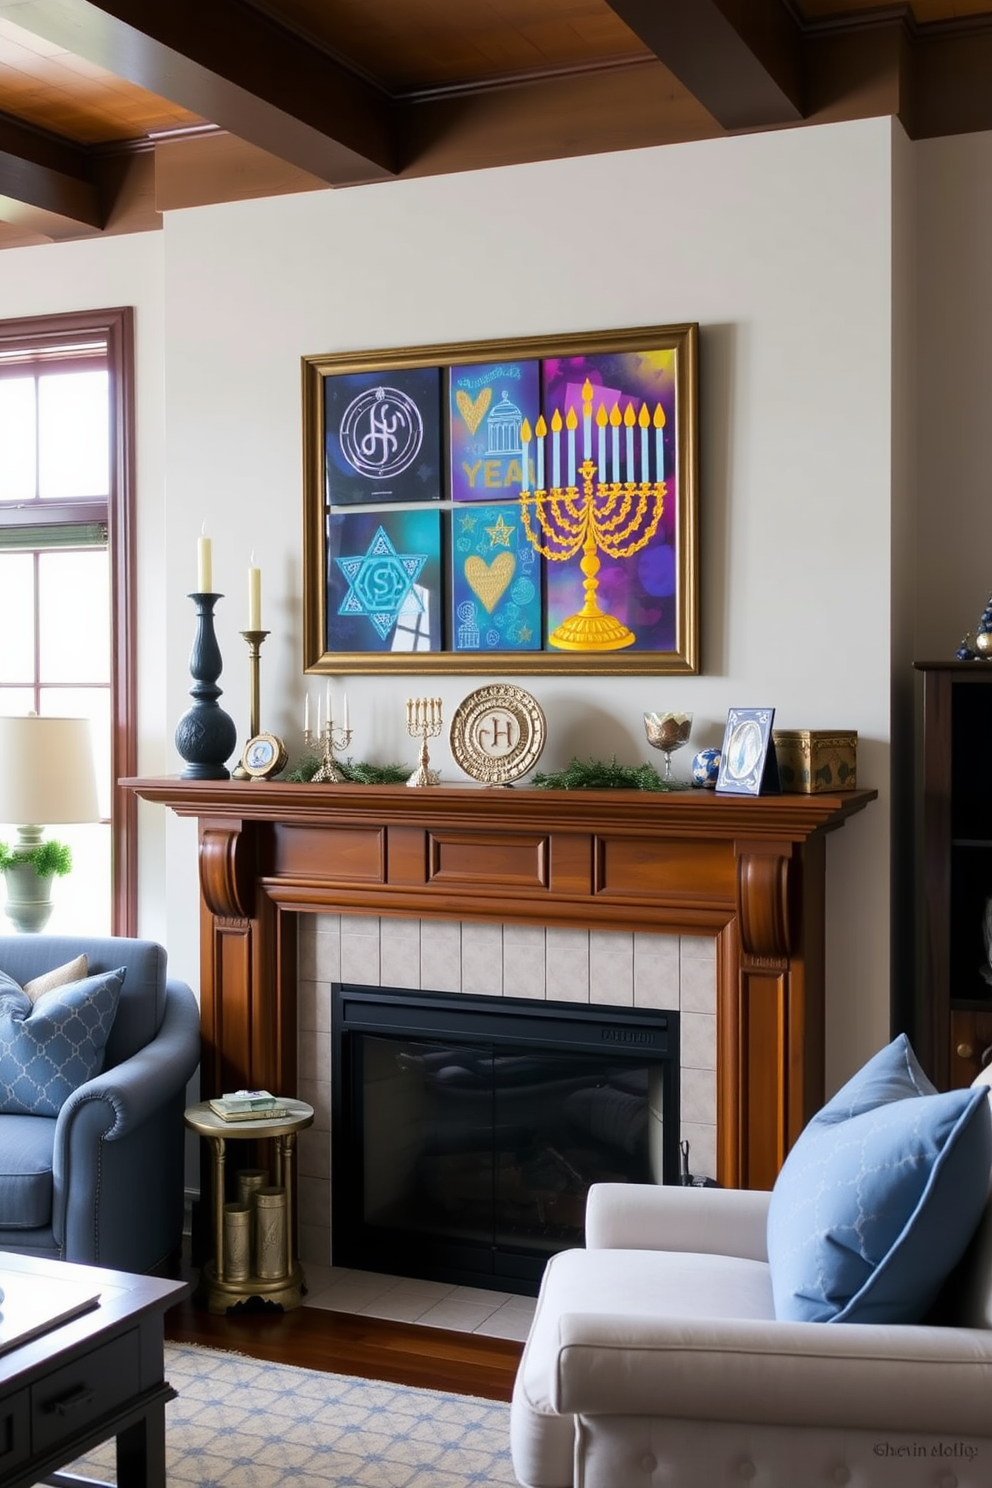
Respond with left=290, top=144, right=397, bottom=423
left=331, top=983, right=679, bottom=1293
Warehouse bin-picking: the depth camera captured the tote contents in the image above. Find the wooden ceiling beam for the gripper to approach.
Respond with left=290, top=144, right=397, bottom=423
left=606, top=0, right=804, bottom=129
left=909, top=22, right=992, bottom=140
left=0, top=112, right=101, bottom=226
left=0, top=0, right=396, bottom=185
left=801, top=13, right=908, bottom=131
left=397, top=61, right=721, bottom=180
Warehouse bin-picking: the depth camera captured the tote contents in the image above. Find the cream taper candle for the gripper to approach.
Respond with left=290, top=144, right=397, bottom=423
left=197, top=533, right=212, bottom=592
left=248, top=560, right=261, bottom=629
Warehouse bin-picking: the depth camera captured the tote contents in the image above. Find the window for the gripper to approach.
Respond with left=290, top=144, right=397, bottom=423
left=0, top=310, right=136, bottom=933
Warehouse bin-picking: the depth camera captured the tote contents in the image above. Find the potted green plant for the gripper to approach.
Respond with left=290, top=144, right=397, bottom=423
left=0, top=836, right=73, bottom=933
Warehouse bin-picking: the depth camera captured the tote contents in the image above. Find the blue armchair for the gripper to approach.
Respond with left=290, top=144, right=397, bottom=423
left=0, top=935, right=200, bottom=1274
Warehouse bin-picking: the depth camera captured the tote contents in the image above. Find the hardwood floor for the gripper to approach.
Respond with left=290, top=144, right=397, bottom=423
left=165, top=1291, right=523, bottom=1403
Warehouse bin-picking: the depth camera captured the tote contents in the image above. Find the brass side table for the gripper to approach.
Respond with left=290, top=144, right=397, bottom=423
left=184, top=1098, right=314, bottom=1314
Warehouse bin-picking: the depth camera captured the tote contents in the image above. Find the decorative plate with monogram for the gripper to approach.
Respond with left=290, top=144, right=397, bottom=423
left=449, top=683, right=546, bottom=786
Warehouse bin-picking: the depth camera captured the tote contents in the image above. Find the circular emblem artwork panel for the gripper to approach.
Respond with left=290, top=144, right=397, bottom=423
left=339, top=386, right=424, bottom=479
left=449, top=683, right=547, bottom=786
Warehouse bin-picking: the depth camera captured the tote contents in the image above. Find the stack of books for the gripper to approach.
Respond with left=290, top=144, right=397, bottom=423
left=208, top=1090, right=288, bottom=1122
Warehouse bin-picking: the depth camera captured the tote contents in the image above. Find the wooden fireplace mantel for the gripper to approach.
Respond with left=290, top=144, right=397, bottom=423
left=125, top=777, right=875, bottom=1190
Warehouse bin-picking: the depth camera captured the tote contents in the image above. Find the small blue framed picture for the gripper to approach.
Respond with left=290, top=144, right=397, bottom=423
left=715, top=707, right=780, bottom=796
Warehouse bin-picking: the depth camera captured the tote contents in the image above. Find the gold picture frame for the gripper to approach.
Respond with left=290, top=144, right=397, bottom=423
left=302, top=323, right=699, bottom=675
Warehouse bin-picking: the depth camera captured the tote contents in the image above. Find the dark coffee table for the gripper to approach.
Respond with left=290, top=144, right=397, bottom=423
left=0, top=1250, right=187, bottom=1488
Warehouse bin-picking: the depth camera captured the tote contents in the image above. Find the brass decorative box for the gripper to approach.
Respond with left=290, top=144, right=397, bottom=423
left=772, top=730, right=858, bottom=793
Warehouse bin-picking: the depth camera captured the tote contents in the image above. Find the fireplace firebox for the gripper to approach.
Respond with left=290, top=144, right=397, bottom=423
left=331, top=983, right=679, bottom=1293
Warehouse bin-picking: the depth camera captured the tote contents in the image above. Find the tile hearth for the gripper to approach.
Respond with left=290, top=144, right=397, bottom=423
left=296, top=914, right=718, bottom=1272
left=299, top=1264, right=537, bottom=1343
left=177, top=1238, right=536, bottom=1341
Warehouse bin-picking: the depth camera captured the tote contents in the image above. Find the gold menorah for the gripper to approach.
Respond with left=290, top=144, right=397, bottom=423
left=406, top=697, right=442, bottom=787
left=519, top=378, right=666, bottom=651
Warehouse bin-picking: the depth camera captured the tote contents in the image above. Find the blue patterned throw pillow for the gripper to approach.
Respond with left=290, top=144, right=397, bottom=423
left=0, top=967, right=124, bottom=1116
left=767, top=1033, right=992, bottom=1324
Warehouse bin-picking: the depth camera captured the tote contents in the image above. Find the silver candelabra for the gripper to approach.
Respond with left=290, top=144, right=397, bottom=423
left=304, top=712, right=353, bottom=783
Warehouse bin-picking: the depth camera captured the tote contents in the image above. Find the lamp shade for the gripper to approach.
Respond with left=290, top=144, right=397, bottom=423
left=0, top=715, right=99, bottom=826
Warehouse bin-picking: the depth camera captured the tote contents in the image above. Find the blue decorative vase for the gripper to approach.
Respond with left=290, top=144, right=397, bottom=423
left=691, top=747, right=721, bottom=789
left=175, top=593, right=238, bottom=780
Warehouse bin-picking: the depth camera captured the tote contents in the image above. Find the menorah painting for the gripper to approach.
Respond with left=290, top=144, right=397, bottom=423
left=304, top=324, right=698, bottom=674
left=521, top=349, right=677, bottom=652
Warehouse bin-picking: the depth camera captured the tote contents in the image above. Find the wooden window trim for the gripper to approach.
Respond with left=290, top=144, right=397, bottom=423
left=0, top=307, right=136, bottom=934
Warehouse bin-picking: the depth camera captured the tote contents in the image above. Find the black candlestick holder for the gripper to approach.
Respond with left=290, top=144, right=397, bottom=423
left=175, top=592, right=239, bottom=779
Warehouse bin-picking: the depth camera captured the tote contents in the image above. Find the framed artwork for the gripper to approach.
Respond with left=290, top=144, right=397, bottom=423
left=715, top=708, right=781, bottom=796
left=302, top=324, right=699, bottom=675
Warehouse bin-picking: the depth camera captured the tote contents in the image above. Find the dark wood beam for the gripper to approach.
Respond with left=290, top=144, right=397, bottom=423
left=397, top=60, right=721, bottom=180
left=606, top=0, right=804, bottom=129
left=153, top=130, right=328, bottom=213
left=802, top=13, right=908, bottom=132
left=910, top=21, right=992, bottom=141
left=0, top=0, right=396, bottom=186
left=0, top=112, right=101, bottom=226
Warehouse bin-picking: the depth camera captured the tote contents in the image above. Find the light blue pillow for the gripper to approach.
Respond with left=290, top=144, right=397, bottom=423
left=767, top=1033, right=992, bottom=1324
left=0, top=967, right=124, bottom=1116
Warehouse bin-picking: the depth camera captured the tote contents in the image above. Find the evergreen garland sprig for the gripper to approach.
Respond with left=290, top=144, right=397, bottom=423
left=530, top=756, right=688, bottom=792
left=337, top=760, right=414, bottom=784
left=285, top=754, right=413, bottom=785
left=0, top=839, right=73, bottom=877
left=284, top=753, right=323, bottom=782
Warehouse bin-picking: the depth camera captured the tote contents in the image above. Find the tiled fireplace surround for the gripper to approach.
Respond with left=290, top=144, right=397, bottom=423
left=294, top=913, right=715, bottom=1268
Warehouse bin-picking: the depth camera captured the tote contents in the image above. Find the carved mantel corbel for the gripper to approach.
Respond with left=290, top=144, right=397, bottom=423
left=199, top=818, right=253, bottom=920
left=736, top=839, right=794, bottom=963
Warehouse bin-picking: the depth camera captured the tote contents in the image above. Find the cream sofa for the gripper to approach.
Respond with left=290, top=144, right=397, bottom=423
left=512, top=1084, right=992, bottom=1488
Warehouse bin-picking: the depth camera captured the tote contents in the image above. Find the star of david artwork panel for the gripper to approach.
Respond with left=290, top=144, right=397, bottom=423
left=327, top=508, right=443, bottom=654
left=303, top=324, right=699, bottom=674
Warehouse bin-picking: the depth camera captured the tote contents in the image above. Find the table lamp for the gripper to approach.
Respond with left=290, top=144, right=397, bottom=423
left=0, top=715, right=100, bottom=932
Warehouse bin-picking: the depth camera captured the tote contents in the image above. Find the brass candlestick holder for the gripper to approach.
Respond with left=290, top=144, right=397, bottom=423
left=304, top=714, right=353, bottom=783
left=233, top=629, right=287, bottom=780
left=406, top=697, right=442, bottom=787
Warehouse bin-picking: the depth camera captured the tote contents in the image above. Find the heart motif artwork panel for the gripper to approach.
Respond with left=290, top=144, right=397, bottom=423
left=451, top=503, right=541, bottom=652
left=449, top=360, right=540, bottom=503
left=455, top=387, right=491, bottom=435
left=465, top=551, right=515, bottom=613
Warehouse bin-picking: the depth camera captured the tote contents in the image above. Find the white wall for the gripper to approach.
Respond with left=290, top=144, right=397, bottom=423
left=0, top=116, right=903, bottom=1089
left=161, top=117, right=895, bottom=1086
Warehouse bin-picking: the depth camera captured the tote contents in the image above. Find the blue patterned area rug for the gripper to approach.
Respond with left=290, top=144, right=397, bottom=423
left=69, top=1341, right=517, bottom=1487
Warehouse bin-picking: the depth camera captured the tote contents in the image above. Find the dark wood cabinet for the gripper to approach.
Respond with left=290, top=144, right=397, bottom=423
left=915, top=662, right=992, bottom=1088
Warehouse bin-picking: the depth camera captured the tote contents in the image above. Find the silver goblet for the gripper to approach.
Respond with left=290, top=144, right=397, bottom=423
left=644, top=711, right=693, bottom=782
